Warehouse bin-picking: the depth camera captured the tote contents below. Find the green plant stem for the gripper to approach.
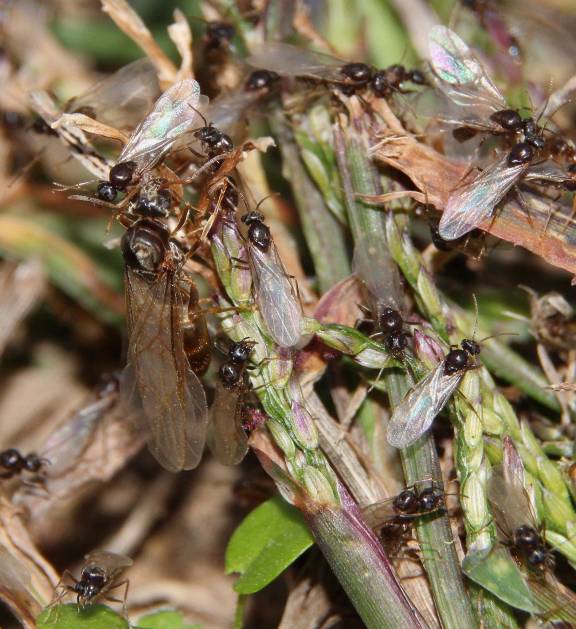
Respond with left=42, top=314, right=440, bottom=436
left=306, top=492, right=427, bottom=629
left=334, top=105, right=477, bottom=629
left=212, top=214, right=425, bottom=629
left=271, top=111, right=350, bottom=293
left=453, top=371, right=519, bottom=628
left=234, top=594, right=247, bottom=629
left=387, top=370, right=478, bottom=629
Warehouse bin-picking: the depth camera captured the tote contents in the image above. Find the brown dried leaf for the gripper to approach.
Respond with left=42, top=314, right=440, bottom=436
left=100, top=0, right=177, bottom=86
left=29, top=91, right=111, bottom=179
left=168, top=10, right=194, bottom=81
left=372, top=129, right=576, bottom=277
left=278, top=568, right=342, bottom=629
left=16, top=382, right=145, bottom=523
left=0, top=498, right=58, bottom=625
left=53, top=113, right=128, bottom=144
left=0, top=260, right=45, bottom=358
left=314, top=274, right=364, bottom=326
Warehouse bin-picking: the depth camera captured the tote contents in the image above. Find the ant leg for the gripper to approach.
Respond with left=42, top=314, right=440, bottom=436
left=21, top=476, right=50, bottom=498
left=48, top=571, right=77, bottom=611
left=288, top=272, right=303, bottom=305
left=105, top=579, right=130, bottom=617
left=171, top=204, right=192, bottom=236
left=366, top=366, right=386, bottom=395
left=196, top=301, right=253, bottom=317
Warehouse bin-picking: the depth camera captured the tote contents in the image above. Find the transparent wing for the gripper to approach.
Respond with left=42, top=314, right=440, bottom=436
left=362, top=496, right=401, bottom=528
left=207, top=381, right=249, bottom=465
left=84, top=550, right=133, bottom=575
left=247, top=42, right=345, bottom=80
left=439, top=155, right=527, bottom=240
left=249, top=244, right=303, bottom=348
left=487, top=465, right=538, bottom=541
left=429, top=25, right=507, bottom=121
left=66, top=59, right=160, bottom=130
left=118, top=79, right=208, bottom=175
left=205, top=89, right=261, bottom=136
left=524, top=160, right=570, bottom=185
left=352, top=240, right=403, bottom=311
left=387, top=363, right=462, bottom=448
left=124, top=268, right=208, bottom=472
left=39, top=386, right=117, bottom=476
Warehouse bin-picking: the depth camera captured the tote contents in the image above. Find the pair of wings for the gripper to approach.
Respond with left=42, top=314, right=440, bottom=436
left=123, top=268, right=208, bottom=472
left=248, top=241, right=304, bottom=349
left=386, top=360, right=464, bottom=448
left=83, top=550, right=133, bottom=579
left=362, top=488, right=443, bottom=529
left=247, top=42, right=351, bottom=82
left=207, top=374, right=249, bottom=466
left=487, top=464, right=539, bottom=542
left=429, top=26, right=548, bottom=241
left=352, top=236, right=404, bottom=314
left=66, top=58, right=160, bottom=130
left=117, top=78, right=209, bottom=179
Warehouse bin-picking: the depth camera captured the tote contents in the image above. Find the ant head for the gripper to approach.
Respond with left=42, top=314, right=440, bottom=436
left=229, top=338, right=256, bottom=363
left=241, top=211, right=265, bottom=225
left=0, top=449, right=22, bottom=470
left=461, top=338, right=481, bottom=355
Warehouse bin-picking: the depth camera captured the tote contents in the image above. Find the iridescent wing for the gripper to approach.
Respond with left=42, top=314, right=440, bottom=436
left=439, top=154, right=528, bottom=240
left=66, top=59, right=160, bottom=130
left=429, top=25, right=508, bottom=124
left=247, top=42, right=346, bottom=81
left=487, top=465, right=539, bottom=542
left=117, top=79, right=208, bottom=176
left=123, top=268, right=208, bottom=472
left=386, top=362, right=462, bottom=448
left=207, top=379, right=249, bottom=465
left=248, top=243, right=303, bottom=348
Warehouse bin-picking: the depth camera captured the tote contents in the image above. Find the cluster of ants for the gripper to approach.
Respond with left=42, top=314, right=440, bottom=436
left=0, top=6, right=570, bottom=619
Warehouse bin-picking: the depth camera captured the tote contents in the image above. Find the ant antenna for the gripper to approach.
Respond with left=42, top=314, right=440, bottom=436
left=476, top=331, right=518, bottom=345
left=534, top=80, right=554, bottom=126
left=447, top=0, right=462, bottom=31
left=254, top=192, right=281, bottom=213
left=188, top=104, right=209, bottom=129
left=471, top=293, right=479, bottom=341
left=465, top=296, right=518, bottom=346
